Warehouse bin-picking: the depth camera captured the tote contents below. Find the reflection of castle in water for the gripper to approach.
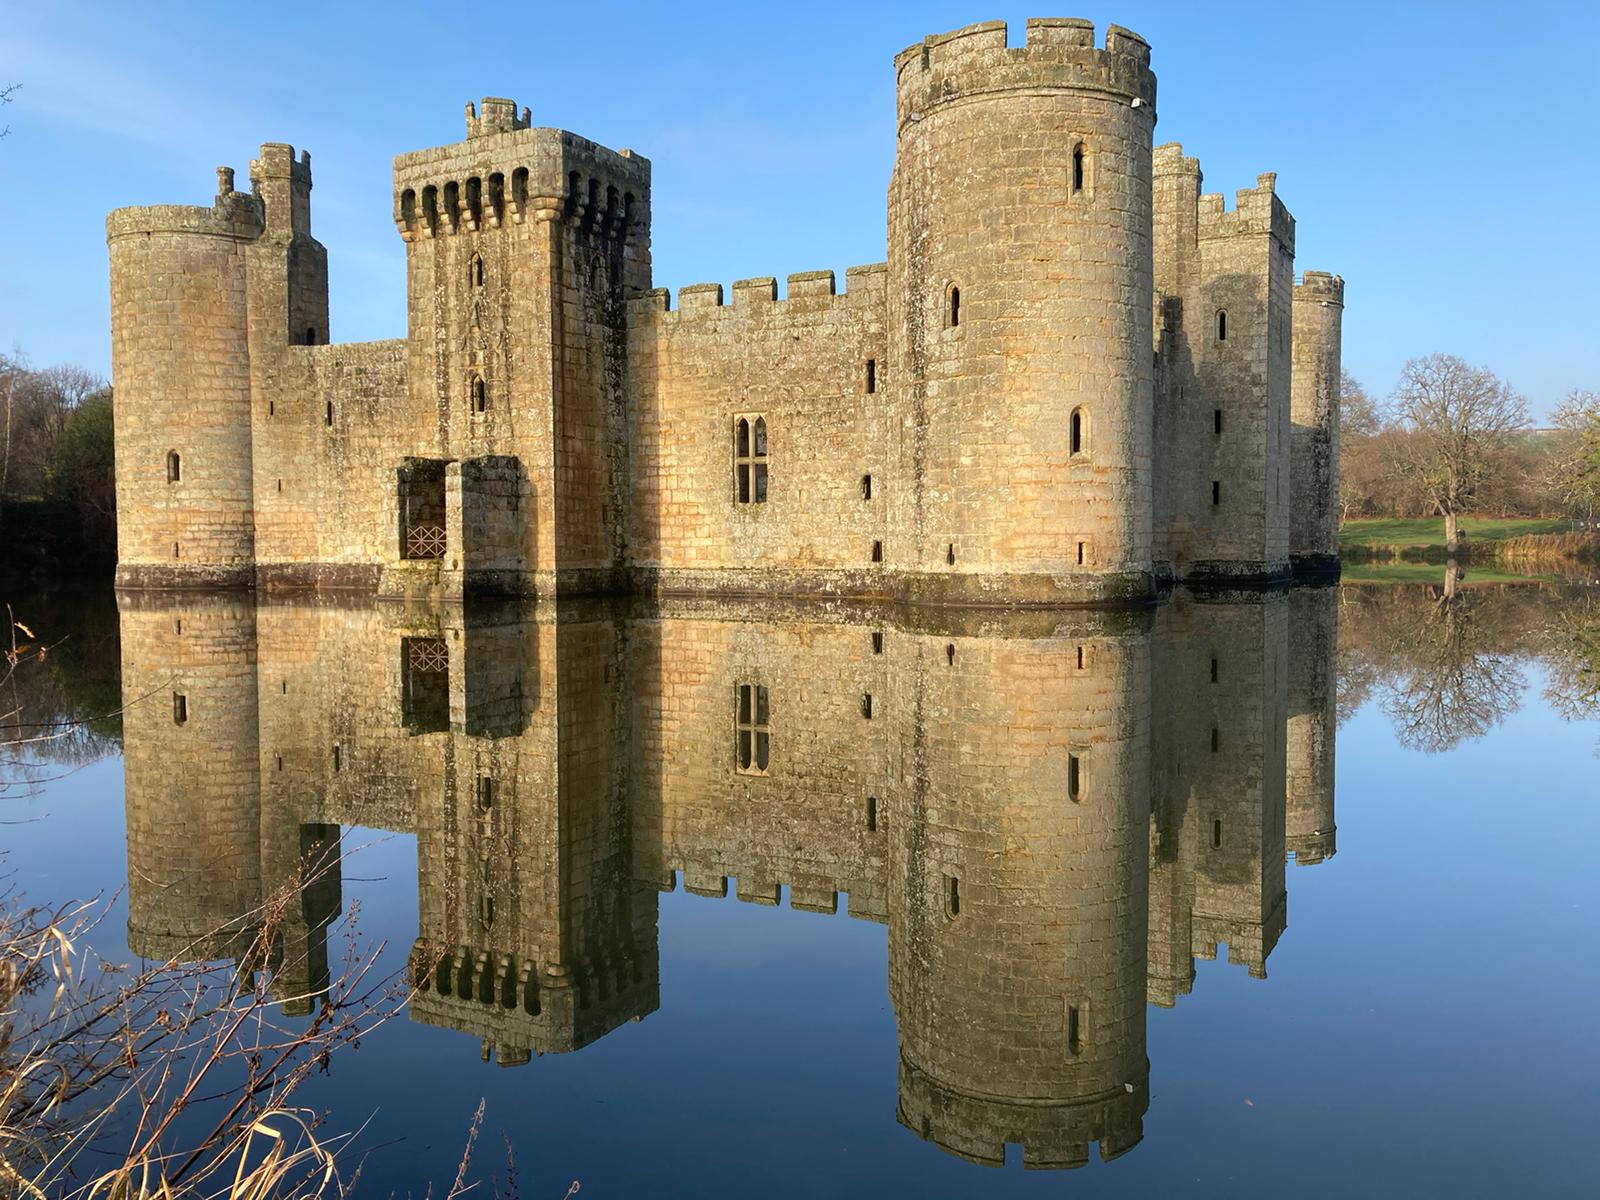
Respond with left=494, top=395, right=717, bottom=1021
left=117, top=587, right=1337, bottom=1170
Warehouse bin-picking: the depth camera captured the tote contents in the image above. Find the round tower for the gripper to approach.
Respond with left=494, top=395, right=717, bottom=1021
left=107, top=172, right=262, bottom=588
left=889, top=616, right=1151, bottom=1169
left=888, top=18, right=1158, bottom=605
left=120, top=593, right=263, bottom=962
left=1290, top=272, right=1345, bottom=576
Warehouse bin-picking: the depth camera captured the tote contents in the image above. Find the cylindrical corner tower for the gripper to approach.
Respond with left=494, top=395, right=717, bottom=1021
left=1290, top=272, right=1345, bottom=576
left=888, top=18, right=1158, bottom=605
left=108, top=180, right=263, bottom=588
left=889, top=616, right=1151, bottom=1169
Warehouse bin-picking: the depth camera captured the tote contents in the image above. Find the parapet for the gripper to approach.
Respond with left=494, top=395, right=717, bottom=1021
left=1295, top=271, right=1345, bottom=306
left=466, top=97, right=532, bottom=139
left=627, top=262, right=887, bottom=321
left=393, top=119, right=649, bottom=243
left=1152, top=141, right=1202, bottom=181
left=897, top=1055, right=1149, bottom=1170
left=106, top=160, right=264, bottom=243
left=894, top=18, right=1156, bottom=131
left=1197, top=171, right=1295, bottom=253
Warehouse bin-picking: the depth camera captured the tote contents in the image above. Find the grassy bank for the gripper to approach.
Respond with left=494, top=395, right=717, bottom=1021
left=1339, top=517, right=1598, bottom=569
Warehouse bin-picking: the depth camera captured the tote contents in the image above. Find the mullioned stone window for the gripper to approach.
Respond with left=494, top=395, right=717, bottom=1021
left=735, top=682, right=770, bottom=774
left=734, top=415, right=768, bottom=504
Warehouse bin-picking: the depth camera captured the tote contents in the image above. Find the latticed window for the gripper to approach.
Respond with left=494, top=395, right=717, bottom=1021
left=734, top=415, right=768, bottom=504
left=399, top=461, right=447, bottom=560
left=735, top=682, right=770, bottom=774
left=402, top=636, right=450, bottom=733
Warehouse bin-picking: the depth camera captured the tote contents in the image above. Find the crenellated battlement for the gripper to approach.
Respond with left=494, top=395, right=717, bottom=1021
left=1152, top=141, right=1201, bottom=180
left=1197, top=171, right=1295, bottom=252
left=628, top=262, right=887, bottom=320
left=1294, top=270, right=1345, bottom=306
left=894, top=18, right=1155, bottom=131
left=393, top=121, right=649, bottom=243
left=897, top=1056, right=1149, bottom=1170
left=466, top=97, right=531, bottom=139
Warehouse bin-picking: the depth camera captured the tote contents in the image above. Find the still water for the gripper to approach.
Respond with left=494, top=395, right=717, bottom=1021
left=5, top=579, right=1598, bottom=1197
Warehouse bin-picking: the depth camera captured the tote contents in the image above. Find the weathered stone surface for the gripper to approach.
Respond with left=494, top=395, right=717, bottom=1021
left=107, top=20, right=1341, bottom=604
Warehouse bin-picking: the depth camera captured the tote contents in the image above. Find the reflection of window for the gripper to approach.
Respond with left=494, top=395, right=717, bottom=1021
left=734, top=415, right=769, bottom=504
left=402, top=636, right=450, bottom=733
left=735, top=682, right=770, bottom=774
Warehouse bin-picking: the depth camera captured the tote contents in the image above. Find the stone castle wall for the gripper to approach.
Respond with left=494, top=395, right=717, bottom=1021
left=108, top=18, right=1342, bottom=606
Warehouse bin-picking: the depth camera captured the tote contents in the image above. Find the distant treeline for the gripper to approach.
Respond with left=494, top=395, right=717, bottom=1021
left=0, top=353, right=115, bottom=575
left=1341, top=356, right=1600, bottom=529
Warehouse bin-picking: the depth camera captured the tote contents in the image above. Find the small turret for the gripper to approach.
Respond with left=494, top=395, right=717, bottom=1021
left=1291, top=272, right=1346, bottom=576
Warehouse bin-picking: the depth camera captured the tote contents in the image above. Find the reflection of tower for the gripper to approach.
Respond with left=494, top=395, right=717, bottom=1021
left=890, top=614, right=1151, bottom=1168
left=1286, top=587, right=1338, bottom=864
left=409, top=604, right=659, bottom=1062
left=1149, top=593, right=1288, bottom=997
left=121, top=594, right=263, bottom=961
left=121, top=592, right=340, bottom=1011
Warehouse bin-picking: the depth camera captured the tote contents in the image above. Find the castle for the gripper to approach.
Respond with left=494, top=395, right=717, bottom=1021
left=107, top=18, right=1343, bottom=606
left=119, top=585, right=1338, bottom=1170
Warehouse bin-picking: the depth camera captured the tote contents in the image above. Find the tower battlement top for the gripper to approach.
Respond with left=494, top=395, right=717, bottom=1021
left=467, top=98, right=531, bottom=139
left=894, top=18, right=1155, bottom=130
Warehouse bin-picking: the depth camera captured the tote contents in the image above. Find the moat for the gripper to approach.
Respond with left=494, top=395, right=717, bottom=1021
left=4, top=577, right=1597, bottom=1196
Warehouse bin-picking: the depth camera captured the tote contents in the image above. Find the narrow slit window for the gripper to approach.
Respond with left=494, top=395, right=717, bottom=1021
left=1067, top=1003, right=1083, bottom=1055
left=305, top=326, right=317, bottom=346
left=469, top=254, right=484, bottom=288
left=1216, top=310, right=1227, bottom=341
left=862, top=474, right=873, bottom=501
left=946, top=643, right=956, bottom=666
left=332, top=745, right=341, bottom=772
left=865, top=359, right=877, bottom=394
left=866, top=797, right=878, bottom=833
left=1211, top=727, right=1220, bottom=753
left=472, top=376, right=487, bottom=414
left=1212, top=818, right=1224, bottom=849
left=1077, top=541, right=1086, bottom=566
left=861, top=693, right=873, bottom=719
left=1076, top=645, right=1085, bottom=670
left=1212, top=480, right=1221, bottom=506
left=1072, top=143, right=1086, bottom=194
left=165, top=450, right=181, bottom=483
left=871, top=540, right=883, bottom=562
left=476, top=776, right=495, bottom=812
left=1214, top=408, right=1224, bottom=435
left=947, top=285, right=961, bottom=328
left=945, top=875, right=960, bottom=918
left=172, top=693, right=187, bottom=726
left=1210, top=657, right=1219, bottom=683
left=734, top=415, right=769, bottom=504
left=325, top=401, right=333, bottom=427
left=736, top=682, right=770, bottom=775
left=1068, top=752, right=1083, bottom=802
left=1069, top=407, right=1087, bottom=456
left=947, top=543, right=956, bottom=566
left=872, top=631, right=884, bottom=654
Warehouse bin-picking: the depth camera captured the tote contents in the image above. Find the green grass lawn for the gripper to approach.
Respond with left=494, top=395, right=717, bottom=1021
left=1338, top=516, right=1570, bottom=548
left=1338, top=560, right=1557, bottom=585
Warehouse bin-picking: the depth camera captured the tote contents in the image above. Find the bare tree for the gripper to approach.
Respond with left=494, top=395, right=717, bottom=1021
left=1542, top=388, right=1600, bottom=525
left=0, top=83, right=16, bottom=140
left=1387, top=354, right=1530, bottom=552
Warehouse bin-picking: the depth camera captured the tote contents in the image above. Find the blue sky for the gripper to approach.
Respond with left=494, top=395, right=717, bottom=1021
left=3, top=1, right=1596, bottom=417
